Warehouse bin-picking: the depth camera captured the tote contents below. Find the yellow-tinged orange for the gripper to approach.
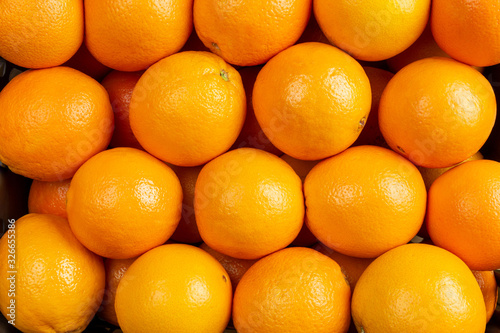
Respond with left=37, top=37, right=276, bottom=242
left=193, top=0, right=312, bottom=66
left=28, top=179, right=71, bottom=218
left=84, top=0, right=193, bottom=71
left=305, top=145, right=427, bottom=258
left=194, top=148, right=304, bottom=260
left=314, top=0, right=430, bottom=61
left=67, top=147, right=183, bottom=259
left=431, top=0, right=500, bottom=67
left=352, top=244, right=487, bottom=332
left=427, top=159, right=500, bottom=270
left=0, top=67, right=113, bottom=181
left=379, top=57, right=496, bottom=168
left=233, top=247, right=351, bottom=333
left=0, top=214, right=105, bottom=333
left=115, top=244, right=232, bottom=332
left=253, top=42, right=371, bottom=160
left=129, top=51, right=246, bottom=167
left=199, top=243, right=257, bottom=291
left=99, top=257, right=137, bottom=326
left=0, top=0, right=84, bottom=69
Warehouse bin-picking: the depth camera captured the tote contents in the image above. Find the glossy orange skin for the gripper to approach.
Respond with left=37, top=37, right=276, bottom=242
left=314, top=0, right=430, bottom=61
left=129, top=51, right=246, bottom=167
left=0, top=214, right=105, bottom=333
left=432, top=0, right=500, bottom=67
left=85, top=0, right=193, bottom=71
left=472, top=270, right=498, bottom=323
left=0, top=67, right=114, bottom=181
left=193, top=0, right=312, bottom=66
left=233, top=247, right=351, bottom=333
left=101, top=70, right=144, bottom=150
left=253, top=42, right=372, bottom=160
left=379, top=57, right=496, bottom=168
left=99, top=257, right=137, bottom=326
left=169, top=165, right=204, bottom=244
left=427, top=159, right=500, bottom=270
left=115, top=244, right=232, bottom=332
left=231, top=66, right=282, bottom=155
left=28, top=179, right=71, bottom=218
left=352, top=244, right=487, bottom=332
left=67, top=147, right=183, bottom=259
left=194, top=148, right=304, bottom=260
left=199, top=243, right=257, bottom=292
left=0, top=0, right=84, bottom=69
left=305, top=145, right=427, bottom=258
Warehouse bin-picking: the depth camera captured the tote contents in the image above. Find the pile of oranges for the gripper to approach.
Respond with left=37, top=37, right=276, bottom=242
left=0, top=0, right=500, bottom=332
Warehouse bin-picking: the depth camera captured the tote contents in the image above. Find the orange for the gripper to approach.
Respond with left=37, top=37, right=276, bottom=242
left=418, top=151, right=483, bottom=191
left=199, top=243, right=257, bottom=292
left=129, top=51, right=246, bottom=167
left=66, top=147, right=183, bottom=259
left=379, top=57, right=496, bottom=168
left=84, top=0, right=193, bottom=71
left=280, top=154, right=320, bottom=247
left=115, top=244, right=232, bottom=332
left=193, top=0, right=312, bottom=66
left=233, top=247, right=351, bottom=332
left=304, top=145, right=427, bottom=258
left=473, top=270, right=498, bottom=323
left=63, top=41, right=111, bottom=81
left=427, top=159, right=500, bottom=270
left=352, top=243, right=486, bottom=332
left=99, top=257, right=137, bottom=326
left=0, top=0, right=83, bottom=69
left=431, top=0, right=500, bottom=67
left=314, top=0, right=430, bottom=61
left=352, top=67, right=393, bottom=147
left=253, top=42, right=371, bottom=160
left=314, top=242, right=374, bottom=289
left=194, top=148, right=304, bottom=260
left=0, top=214, right=105, bottom=333
left=28, top=179, right=71, bottom=218
left=169, top=165, right=203, bottom=244
left=0, top=67, right=114, bottom=181
left=101, top=70, right=144, bottom=150
left=231, top=66, right=282, bottom=155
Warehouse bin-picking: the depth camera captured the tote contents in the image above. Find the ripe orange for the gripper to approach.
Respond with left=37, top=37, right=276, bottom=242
left=85, top=0, right=193, bottom=71
left=280, top=154, right=320, bottom=247
left=101, top=70, right=144, bottom=150
left=199, top=243, right=257, bottom=292
left=0, top=67, right=114, bottom=181
left=231, top=66, right=282, bottom=155
left=99, top=257, right=137, bottom=326
left=472, top=270, right=498, bottom=323
left=115, top=244, right=232, bottom=332
left=129, top=51, right=246, bottom=167
left=427, top=159, right=500, bottom=270
left=253, top=42, right=371, bottom=160
left=194, top=148, right=304, bottom=260
left=379, top=57, right=496, bottom=168
left=0, top=0, right=83, bottom=69
left=352, top=67, right=393, bottom=147
left=63, top=41, right=111, bottom=81
left=431, top=0, right=500, bottom=67
left=352, top=243, right=486, bottom=332
left=314, top=242, right=374, bottom=289
left=193, top=0, right=312, bottom=66
left=169, top=165, right=203, bottom=244
left=233, top=247, right=351, bottom=332
left=304, top=145, right=427, bottom=258
left=0, top=214, right=105, bottom=333
left=66, top=147, right=183, bottom=259
left=314, top=0, right=430, bottom=61
left=28, top=179, right=71, bottom=218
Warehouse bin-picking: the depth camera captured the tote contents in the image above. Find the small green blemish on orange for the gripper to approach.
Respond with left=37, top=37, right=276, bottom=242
left=220, top=69, right=229, bottom=82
